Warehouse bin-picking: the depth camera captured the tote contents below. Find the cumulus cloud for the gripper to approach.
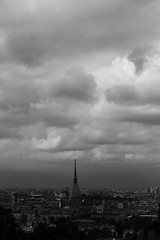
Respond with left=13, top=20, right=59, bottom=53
left=104, top=53, right=160, bottom=107
left=50, top=66, right=97, bottom=103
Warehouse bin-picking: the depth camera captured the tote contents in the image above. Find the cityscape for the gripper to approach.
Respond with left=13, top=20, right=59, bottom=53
left=0, top=160, right=160, bottom=239
left=1, top=0, right=160, bottom=239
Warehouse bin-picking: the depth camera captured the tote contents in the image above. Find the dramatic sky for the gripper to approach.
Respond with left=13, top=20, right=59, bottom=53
left=1, top=0, right=160, bottom=188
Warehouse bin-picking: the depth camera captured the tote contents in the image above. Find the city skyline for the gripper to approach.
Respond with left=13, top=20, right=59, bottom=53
left=0, top=160, right=160, bottom=189
left=0, top=1, right=160, bottom=187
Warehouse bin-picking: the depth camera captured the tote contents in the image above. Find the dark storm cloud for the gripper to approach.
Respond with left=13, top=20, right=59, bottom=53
left=105, top=84, right=139, bottom=105
left=50, top=66, right=97, bottom=103
left=118, top=110, right=160, bottom=126
left=0, top=102, right=78, bottom=129
left=0, top=125, right=21, bottom=139
left=0, top=74, right=41, bottom=113
left=7, top=32, right=46, bottom=67
left=0, top=0, right=159, bottom=67
left=30, top=106, right=79, bottom=128
left=84, top=136, right=149, bottom=146
left=0, top=68, right=79, bottom=129
left=128, top=46, right=151, bottom=73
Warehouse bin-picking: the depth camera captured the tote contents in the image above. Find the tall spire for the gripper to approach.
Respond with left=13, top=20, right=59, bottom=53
left=73, top=159, right=77, bottom=184
left=71, top=159, right=81, bottom=209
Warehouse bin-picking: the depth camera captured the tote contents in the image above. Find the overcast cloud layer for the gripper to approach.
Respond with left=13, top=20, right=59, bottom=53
left=0, top=0, right=160, bottom=188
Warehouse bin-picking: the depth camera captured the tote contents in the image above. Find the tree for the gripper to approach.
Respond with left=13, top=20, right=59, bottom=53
left=0, top=206, right=18, bottom=239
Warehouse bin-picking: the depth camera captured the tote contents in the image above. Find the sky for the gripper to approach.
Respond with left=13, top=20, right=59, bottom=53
left=1, top=0, right=160, bottom=188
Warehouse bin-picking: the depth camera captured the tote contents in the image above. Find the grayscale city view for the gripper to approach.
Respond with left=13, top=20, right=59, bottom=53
left=1, top=160, right=160, bottom=239
left=0, top=0, right=160, bottom=239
